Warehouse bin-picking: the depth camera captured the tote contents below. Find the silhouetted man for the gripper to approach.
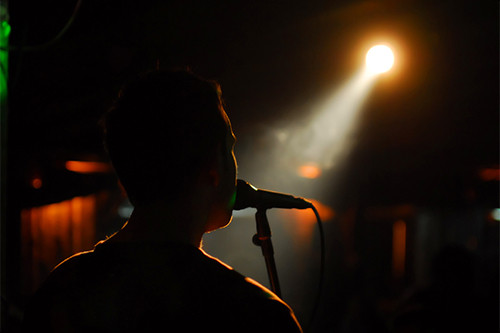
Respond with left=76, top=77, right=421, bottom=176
left=22, top=70, right=302, bottom=332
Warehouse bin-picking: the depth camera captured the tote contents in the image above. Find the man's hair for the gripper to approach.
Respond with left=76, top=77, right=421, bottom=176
left=102, top=69, right=229, bottom=206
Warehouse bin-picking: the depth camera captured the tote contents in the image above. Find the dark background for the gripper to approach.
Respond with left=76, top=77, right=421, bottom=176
left=3, top=0, right=499, bottom=331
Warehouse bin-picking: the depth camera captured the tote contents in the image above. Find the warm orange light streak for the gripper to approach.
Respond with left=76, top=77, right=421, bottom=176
left=298, top=164, right=322, bottom=179
left=65, top=160, right=111, bottom=174
left=392, top=219, right=406, bottom=279
left=21, top=195, right=97, bottom=292
left=280, top=199, right=334, bottom=246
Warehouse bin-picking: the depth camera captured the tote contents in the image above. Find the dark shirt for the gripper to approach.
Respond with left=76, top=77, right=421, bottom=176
left=22, top=240, right=302, bottom=332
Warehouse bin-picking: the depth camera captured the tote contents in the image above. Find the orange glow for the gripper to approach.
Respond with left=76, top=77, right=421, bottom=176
left=279, top=199, right=334, bottom=246
left=479, top=167, right=500, bottom=181
left=21, top=195, right=97, bottom=293
left=298, top=164, right=322, bottom=179
left=392, top=219, right=406, bottom=279
left=31, top=177, right=42, bottom=189
left=65, top=160, right=111, bottom=174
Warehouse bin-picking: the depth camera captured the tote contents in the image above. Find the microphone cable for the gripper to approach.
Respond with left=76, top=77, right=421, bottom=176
left=304, top=203, right=325, bottom=332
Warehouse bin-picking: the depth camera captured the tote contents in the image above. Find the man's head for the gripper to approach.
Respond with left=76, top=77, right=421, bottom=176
left=102, top=70, right=236, bottom=215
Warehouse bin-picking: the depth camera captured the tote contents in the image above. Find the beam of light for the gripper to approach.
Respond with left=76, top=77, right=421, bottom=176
left=267, top=43, right=395, bottom=181
left=203, top=43, right=397, bottom=315
left=366, top=45, right=394, bottom=74
left=281, top=68, right=377, bottom=172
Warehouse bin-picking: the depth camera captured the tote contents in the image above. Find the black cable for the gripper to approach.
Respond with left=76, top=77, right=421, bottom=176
left=9, top=0, right=83, bottom=52
left=305, top=203, right=325, bottom=332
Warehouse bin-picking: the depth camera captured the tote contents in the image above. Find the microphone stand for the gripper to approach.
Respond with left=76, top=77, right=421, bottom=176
left=253, top=209, right=281, bottom=298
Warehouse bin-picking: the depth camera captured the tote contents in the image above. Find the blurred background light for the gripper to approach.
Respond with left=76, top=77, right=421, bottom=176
left=65, top=160, right=112, bottom=174
left=298, top=163, right=322, bottom=179
left=490, top=208, right=500, bottom=222
left=392, top=219, right=407, bottom=279
left=31, top=177, right=42, bottom=189
left=479, top=167, right=500, bottom=181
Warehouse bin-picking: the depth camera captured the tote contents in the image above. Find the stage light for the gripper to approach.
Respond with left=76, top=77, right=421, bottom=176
left=283, top=68, right=376, bottom=171
left=203, top=40, right=400, bottom=308
left=366, top=45, right=394, bottom=74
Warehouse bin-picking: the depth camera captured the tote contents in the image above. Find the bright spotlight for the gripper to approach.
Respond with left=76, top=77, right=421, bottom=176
left=366, top=45, right=394, bottom=74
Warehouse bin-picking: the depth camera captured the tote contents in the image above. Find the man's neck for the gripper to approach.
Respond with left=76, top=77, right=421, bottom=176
left=109, top=199, right=207, bottom=248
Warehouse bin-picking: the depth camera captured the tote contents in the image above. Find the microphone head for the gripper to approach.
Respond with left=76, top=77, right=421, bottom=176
left=233, top=179, right=312, bottom=211
left=233, top=179, right=258, bottom=210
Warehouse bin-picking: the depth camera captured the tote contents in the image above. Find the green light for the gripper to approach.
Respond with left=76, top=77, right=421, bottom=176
left=0, top=19, right=9, bottom=102
left=1, top=20, right=10, bottom=36
left=0, top=4, right=8, bottom=292
left=228, top=188, right=237, bottom=210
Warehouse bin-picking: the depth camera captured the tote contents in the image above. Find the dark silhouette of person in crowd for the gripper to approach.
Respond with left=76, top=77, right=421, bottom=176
left=22, top=70, right=302, bottom=332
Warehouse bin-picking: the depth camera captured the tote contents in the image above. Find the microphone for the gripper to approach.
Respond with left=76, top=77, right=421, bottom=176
left=233, top=179, right=312, bottom=210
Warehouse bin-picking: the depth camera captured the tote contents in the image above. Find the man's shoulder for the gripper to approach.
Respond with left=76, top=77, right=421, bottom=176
left=32, top=241, right=278, bottom=301
left=197, top=250, right=302, bottom=331
left=199, top=249, right=280, bottom=300
left=23, top=241, right=303, bottom=332
left=36, top=248, right=97, bottom=294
